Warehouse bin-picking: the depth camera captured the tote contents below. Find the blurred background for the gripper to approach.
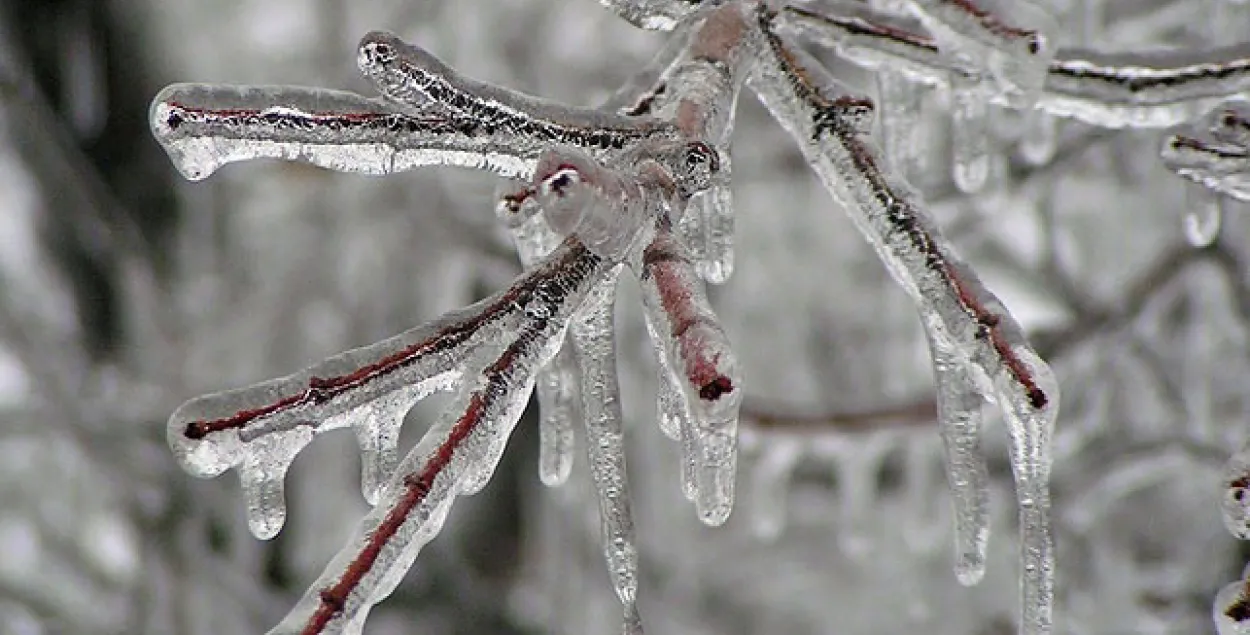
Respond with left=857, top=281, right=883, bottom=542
left=1, top=0, right=1248, bottom=633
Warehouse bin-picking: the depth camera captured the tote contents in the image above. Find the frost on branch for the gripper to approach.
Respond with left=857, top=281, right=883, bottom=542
left=749, top=8, right=1058, bottom=635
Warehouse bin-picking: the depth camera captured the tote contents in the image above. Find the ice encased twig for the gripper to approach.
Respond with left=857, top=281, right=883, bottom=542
left=750, top=12, right=1058, bottom=635
left=1164, top=103, right=1250, bottom=203
left=782, top=3, right=1250, bottom=129
left=634, top=214, right=742, bottom=526
left=266, top=240, right=611, bottom=635
left=151, top=84, right=542, bottom=181
left=650, top=2, right=757, bottom=283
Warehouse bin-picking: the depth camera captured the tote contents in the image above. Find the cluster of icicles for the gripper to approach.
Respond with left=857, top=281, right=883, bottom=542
left=148, top=0, right=1250, bottom=633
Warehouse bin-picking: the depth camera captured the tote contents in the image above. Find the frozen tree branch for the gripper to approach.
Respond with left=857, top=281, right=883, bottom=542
left=132, top=0, right=1250, bottom=633
left=782, top=1, right=1250, bottom=128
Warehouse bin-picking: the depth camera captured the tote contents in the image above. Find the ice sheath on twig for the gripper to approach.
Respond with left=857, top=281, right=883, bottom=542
left=749, top=8, right=1059, bottom=635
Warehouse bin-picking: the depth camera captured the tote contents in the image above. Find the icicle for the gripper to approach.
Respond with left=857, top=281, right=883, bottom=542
left=238, top=431, right=308, bottom=539
left=928, top=332, right=991, bottom=585
left=992, top=345, right=1060, bottom=635
left=679, top=176, right=737, bottom=284
left=570, top=272, right=644, bottom=635
left=819, top=433, right=894, bottom=559
left=1019, top=109, right=1057, bottom=166
left=748, top=438, right=802, bottom=541
left=1184, top=186, right=1226, bottom=248
left=1215, top=575, right=1250, bottom=635
left=950, top=73, right=992, bottom=193
left=354, top=393, right=418, bottom=506
left=876, top=70, right=929, bottom=182
left=535, top=346, right=579, bottom=487
left=646, top=306, right=712, bottom=504
left=497, top=181, right=580, bottom=487
left=1222, top=442, right=1250, bottom=539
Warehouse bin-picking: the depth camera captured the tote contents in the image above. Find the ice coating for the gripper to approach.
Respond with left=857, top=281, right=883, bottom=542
left=782, top=3, right=1250, bottom=129
left=266, top=240, right=610, bottom=635
left=1213, top=102, right=1250, bottom=147
left=356, top=31, right=679, bottom=162
left=150, top=83, right=548, bottom=181
left=750, top=10, right=1058, bottom=634
left=928, top=332, right=991, bottom=585
left=533, top=147, right=660, bottom=263
left=570, top=274, right=644, bottom=635
left=635, top=214, right=741, bottom=526
left=645, top=1, right=756, bottom=283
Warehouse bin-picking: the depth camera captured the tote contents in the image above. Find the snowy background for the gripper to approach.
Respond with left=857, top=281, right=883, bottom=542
left=1, top=0, right=1248, bottom=633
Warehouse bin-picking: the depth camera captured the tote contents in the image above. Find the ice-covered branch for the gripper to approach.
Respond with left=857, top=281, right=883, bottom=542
left=168, top=235, right=608, bottom=541
left=749, top=9, right=1057, bottom=635
left=150, top=84, right=548, bottom=181
left=357, top=32, right=682, bottom=162
left=782, top=2, right=1250, bottom=128
left=150, top=31, right=697, bottom=184
left=644, top=1, right=757, bottom=282
left=264, top=240, right=611, bottom=635
left=634, top=211, right=742, bottom=525
left=1163, top=102, right=1250, bottom=202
